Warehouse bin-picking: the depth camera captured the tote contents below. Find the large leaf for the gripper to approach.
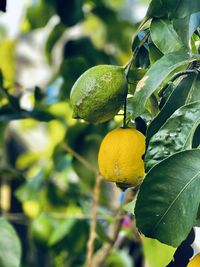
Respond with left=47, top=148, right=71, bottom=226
left=147, top=0, right=200, bottom=19
left=135, top=149, right=200, bottom=247
left=131, top=52, right=200, bottom=118
left=0, top=217, right=21, bottom=267
left=150, top=19, right=185, bottom=54
left=145, top=101, right=200, bottom=171
left=146, top=73, right=199, bottom=144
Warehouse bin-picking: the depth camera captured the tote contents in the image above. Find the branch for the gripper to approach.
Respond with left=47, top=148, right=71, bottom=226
left=86, top=173, right=103, bottom=267
left=62, top=143, right=97, bottom=174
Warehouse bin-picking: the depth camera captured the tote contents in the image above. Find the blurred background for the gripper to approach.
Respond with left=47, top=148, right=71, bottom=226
left=0, top=1, right=198, bottom=267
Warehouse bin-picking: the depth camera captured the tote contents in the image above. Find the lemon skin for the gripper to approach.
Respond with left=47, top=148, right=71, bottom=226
left=187, top=253, right=200, bottom=267
left=70, top=65, right=128, bottom=123
left=98, top=128, right=145, bottom=186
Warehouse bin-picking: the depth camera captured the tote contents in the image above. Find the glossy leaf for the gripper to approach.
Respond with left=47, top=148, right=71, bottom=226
left=145, top=101, right=200, bottom=171
left=135, top=149, right=200, bottom=247
left=131, top=52, right=200, bottom=118
left=150, top=19, right=185, bottom=54
left=147, top=0, right=200, bottom=19
left=146, top=73, right=198, bottom=144
left=0, top=217, right=21, bottom=267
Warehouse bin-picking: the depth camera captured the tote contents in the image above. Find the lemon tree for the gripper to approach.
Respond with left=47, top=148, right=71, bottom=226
left=0, top=0, right=200, bottom=267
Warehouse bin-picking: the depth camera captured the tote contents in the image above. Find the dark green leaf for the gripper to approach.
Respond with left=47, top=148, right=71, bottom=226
left=0, top=0, right=6, bottom=12
left=131, top=52, right=200, bottom=118
left=55, top=0, right=84, bottom=27
left=135, top=149, right=200, bottom=247
left=146, top=73, right=198, bottom=144
left=145, top=101, right=200, bottom=171
left=147, top=0, right=200, bottom=19
left=0, top=217, right=21, bottom=267
left=150, top=19, right=185, bottom=54
left=148, top=43, right=163, bottom=64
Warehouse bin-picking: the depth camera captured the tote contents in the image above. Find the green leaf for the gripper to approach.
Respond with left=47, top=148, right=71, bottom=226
left=131, top=52, right=200, bottom=118
left=135, top=149, right=200, bottom=247
left=146, top=73, right=199, bottom=144
left=148, top=43, right=163, bottom=64
left=147, top=0, right=200, bottom=19
left=48, top=218, right=76, bottom=246
left=150, top=19, right=185, bottom=54
left=55, top=0, right=84, bottom=27
left=145, top=101, right=200, bottom=171
left=143, top=237, right=176, bottom=267
left=0, top=217, right=21, bottom=267
left=122, top=199, right=136, bottom=214
left=46, top=22, right=66, bottom=63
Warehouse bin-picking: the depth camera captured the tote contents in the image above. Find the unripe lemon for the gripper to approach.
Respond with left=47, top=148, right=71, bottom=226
left=70, top=65, right=128, bottom=123
left=98, top=128, right=145, bottom=186
left=187, top=253, right=200, bottom=267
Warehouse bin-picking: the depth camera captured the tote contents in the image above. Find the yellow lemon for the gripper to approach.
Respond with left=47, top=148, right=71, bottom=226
left=187, top=253, right=200, bottom=267
left=98, top=128, right=145, bottom=186
left=70, top=65, right=128, bottom=123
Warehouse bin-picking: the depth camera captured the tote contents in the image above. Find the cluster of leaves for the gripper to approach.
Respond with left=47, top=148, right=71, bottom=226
left=124, top=0, right=200, bottom=253
left=0, top=1, right=143, bottom=267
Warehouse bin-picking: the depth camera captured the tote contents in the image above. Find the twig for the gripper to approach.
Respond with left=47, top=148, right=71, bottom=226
left=86, top=173, right=103, bottom=267
left=62, top=143, right=97, bottom=174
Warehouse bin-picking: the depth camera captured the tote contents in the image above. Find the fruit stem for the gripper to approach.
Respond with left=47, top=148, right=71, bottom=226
left=123, top=96, right=127, bottom=128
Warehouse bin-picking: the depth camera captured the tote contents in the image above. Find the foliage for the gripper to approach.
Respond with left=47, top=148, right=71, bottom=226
left=0, top=0, right=200, bottom=267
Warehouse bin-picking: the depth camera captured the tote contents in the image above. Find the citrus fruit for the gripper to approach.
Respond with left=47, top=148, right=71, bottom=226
left=187, top=253, right=200, bottom=267
left=98, top=128, right=145, bottom=186
left=70, top=65, right=128, bottom=123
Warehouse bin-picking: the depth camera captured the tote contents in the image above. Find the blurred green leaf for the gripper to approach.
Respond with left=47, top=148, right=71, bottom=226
left=55, top=0, right=84, bottom=27
left=105, top=249, right=133, bottom=267
left=143, top=237, right=176, bottom=267
left=49, top=219, right=76, bottom=246
left=135, top=149, right=200, bottom=247
left=0, top=217, right=21, bottom=267
left=145, top=101, right=200, bottom=171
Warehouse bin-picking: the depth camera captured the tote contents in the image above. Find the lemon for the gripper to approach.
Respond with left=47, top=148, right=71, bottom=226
left=70, top=65, right=128, bottom=123
left=187, top=253, right=200, bottom=267
left=98, top=128, right=145, bottom=186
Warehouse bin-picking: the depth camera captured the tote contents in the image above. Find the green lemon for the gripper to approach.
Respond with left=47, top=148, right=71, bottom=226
left=70, top=65, right=128, bottom=123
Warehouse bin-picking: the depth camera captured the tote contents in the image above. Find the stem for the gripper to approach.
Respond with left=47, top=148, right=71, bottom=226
left=86, top=174, right=103, bottom=267
left=123, top=97, right=127, bottom=128
left=159, top=69, right=199, bottom=97
left=62, top=143, right=97, bottom=174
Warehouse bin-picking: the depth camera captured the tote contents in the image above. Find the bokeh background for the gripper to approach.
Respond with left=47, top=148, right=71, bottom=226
left=0, top=1, right=199, bottom=267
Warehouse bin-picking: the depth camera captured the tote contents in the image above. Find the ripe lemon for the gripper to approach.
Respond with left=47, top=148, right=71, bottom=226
left=187, top=253, right=200, bottom=267
left=98, top=128, right=145, bottom=186
left=70, top=65, right=128, bottom=123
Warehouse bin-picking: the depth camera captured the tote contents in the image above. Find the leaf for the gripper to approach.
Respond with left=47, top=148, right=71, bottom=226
left=0, top=217, right=21, bottom=267
left=122, top=199, right=136, bottom=213
left=131, top=52, right=200, bottom=118
left=143, top=237, right=176, bottom=267
left=0, top=0, right=6, bottom=12
left=150, top=19, right=186, bottom=54
left=145, top=101, right=200, bottom=171
left=48, top=218, right=76, bottom=246
left=146, top=73, right=199, bottom=144
left=173, top=12, right=200, bottom=48
left=55, top=0, right=84, bottom=27
left=147, top=0, right=200, bottom=19
left=45, top=22, right=66, bottom=63
left=135, top=149, right=200, bottom=247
